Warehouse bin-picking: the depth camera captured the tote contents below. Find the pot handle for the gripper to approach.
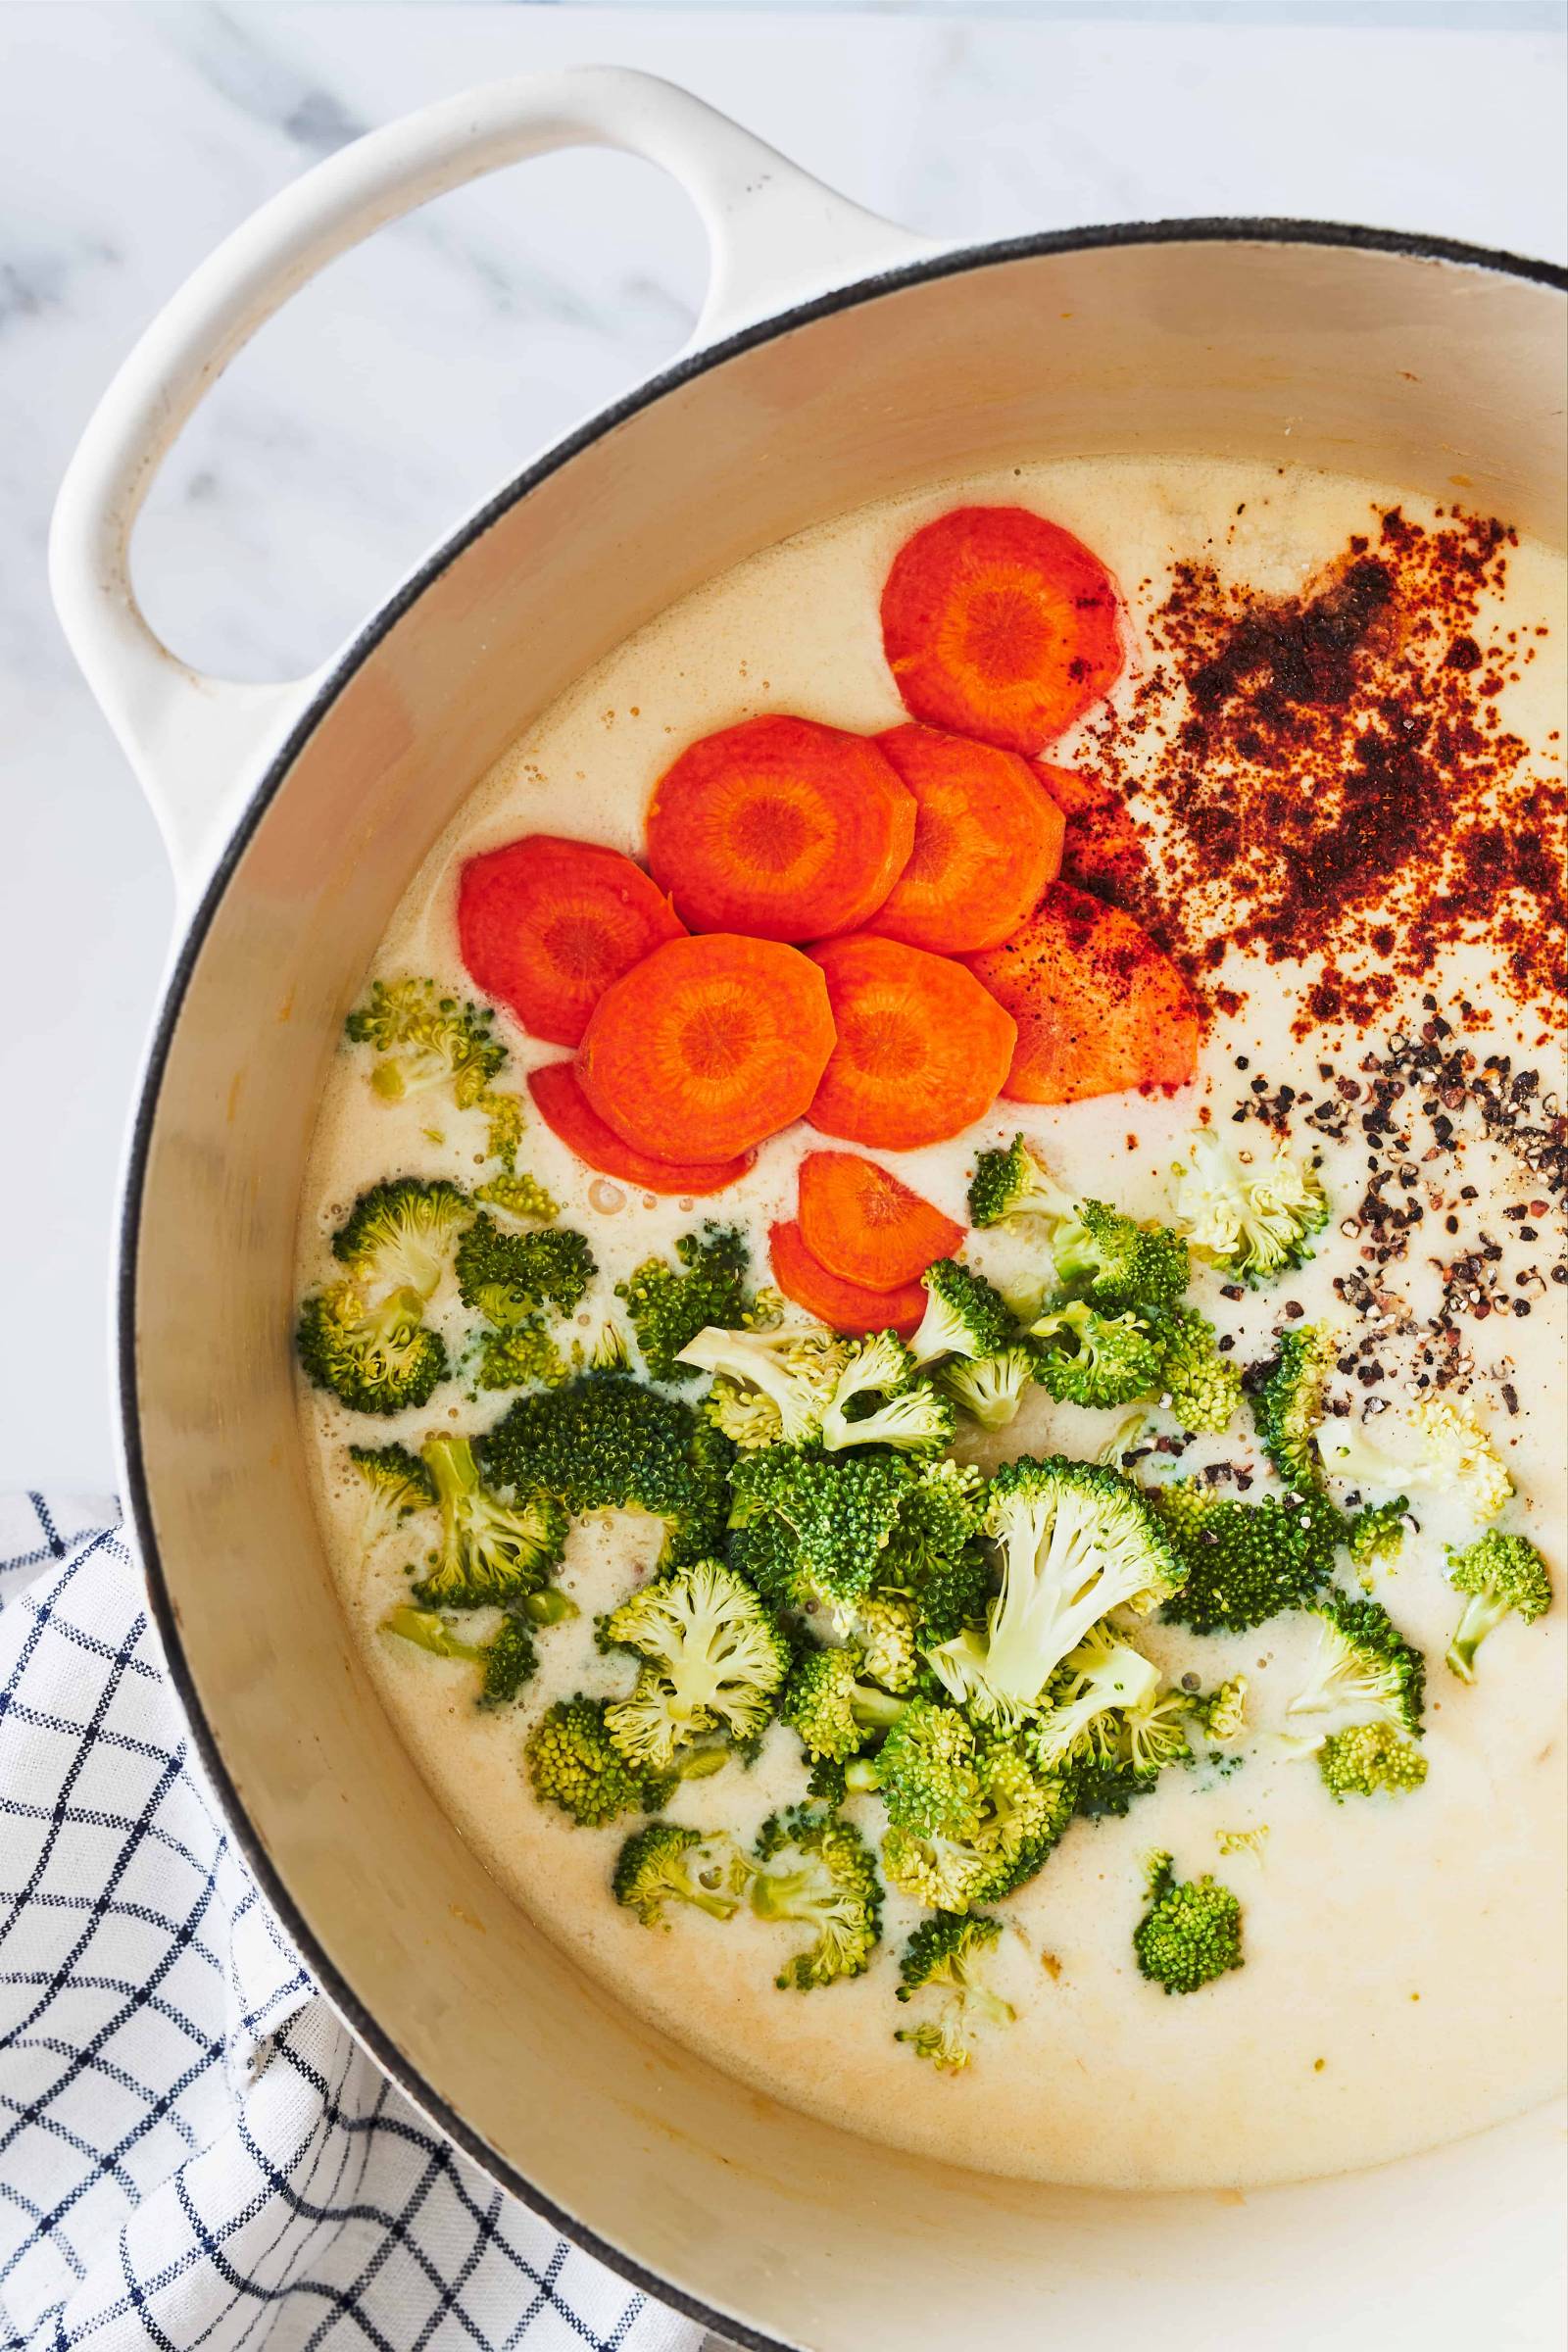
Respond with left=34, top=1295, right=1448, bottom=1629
left=50, top=65, right=936, bottom=901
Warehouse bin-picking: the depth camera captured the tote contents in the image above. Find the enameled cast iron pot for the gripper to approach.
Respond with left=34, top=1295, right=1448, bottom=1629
left=51, top=68, right=1568, bottom=2352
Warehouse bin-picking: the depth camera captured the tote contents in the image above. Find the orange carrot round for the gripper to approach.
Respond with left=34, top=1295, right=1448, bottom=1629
left=881, top=505, right=1123, bottom=754
left=1037, top=761, right=1152, bottom=906
left=459, top=834, right=684, bottom=1048
left=645, top=714, right=916, bottom=941
left=769, top=1220, right=927, bottom=1339
left=963, top=882, right=1199, bottom=1104
left=527, top=1059, right=753, bottom=1196
left=806, top=934, right=1016, bottom=1152
left=577, top=933, right=835, bottom=1161
left=866, top=723, right=1065, bottom=952
left=797, top=1151, right=964, bottom=1290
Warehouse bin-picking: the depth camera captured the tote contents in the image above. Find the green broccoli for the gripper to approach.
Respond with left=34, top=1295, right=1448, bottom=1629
left=332, top=1177, right=470, bottom=1301
left=873, top=1699, right=985, bottom=1838
left=881, top=1737, right=1073, bottom=1912
left=378, top=1601, right=538, bottom=1707
left=1443, top=1531, right=1552, bottom=1682
left=345, top=976, right=506, bottom=1106
left=1152, top=1483, right=1336, bottom=1634
left=894, top=1913, right=1014, bottom=2074
left=1325, top=1395, right=1515, bottom=1526
left=1027, top=1183, right=1191, bottom=1314
left=456, top=1213, right=595, bottom=1321
left=928, top=1457, right=1186, bottom=1731
left=1317, top=1721, right=1428, bottom=1801
left=1134, top=1852, right=1244, bottom=1994
left=412, top=1434, right=569, bottom=1609
left=1122, top=1686, right=1197, bottom=1777
left=966, top=1133, right=1061, bottom=1229
left=617, top=1224, right=755, bottom=1384
left=1029, top=1300, right=1162, bottom=1409
left=479, top=1374, right=734, bottom=1571
left=575, top=1320, right=631, bottom=1374
left=853, top=1593, right=922, bottom=1694
left=477, top=1090, right=527, bottom=1175
left=525, top=1696, right=671, bottom=1826
left=750, top=1807, right=882, bottom=1988
left=1250, top=1324, right=1338, bottom=1496
left=297, top=1284, right=448, bottom=1416
left=1279, top=1592, right=1426, bottom=1754
left=473, top=1170, right=560, bottom=1224
left=1067, top=1753, right=1164, bottom=1821
left=1027, top=1625, right=1161, bottom=1770
left=780, top=1645, right=906, bottom=1763
left=727, top=1447, right=915, bottom=1620
left=470, top=1316, right=568, bottom=1395
left=1348, top=1496, right=1409, bottom=1572
left=819, top=1331, right=956, bottom=1455
left=600, top=1558, right=790, bottom=1768
left=1172, top=1129, right=1329, bottom=1286
left=347, top=1443, right=435, bottom=1551
left=677, top=1321, right=849, bottom=1448
left=939, top=1346, right=1038, bottom=1432
left=1154, top=1305, right=1244, bottom=1434
left=1187, top=1674, right=1249, bottom=1741
left=908, top=1259, right=1012, bottom=1367
left=612, top=1822, right=751, bottom=1926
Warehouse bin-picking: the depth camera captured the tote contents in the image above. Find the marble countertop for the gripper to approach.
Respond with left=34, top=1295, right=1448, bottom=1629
left=2, top=1, right=1563, bottom=1494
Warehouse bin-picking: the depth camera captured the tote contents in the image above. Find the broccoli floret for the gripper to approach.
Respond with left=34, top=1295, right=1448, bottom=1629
left=1068, top=1754, right=1162, bottom=1820
left=881, top=1738, right=1073, bottom=1912
left=1443, top=1531, right=1552, bottom=1682
left=347, top=1443, right=434, bottom=1552
left=966, top=1133, right=1061, bottom=1229
left=895, top=1913, right=1014, bottom=2074
left=1152, top=1483, right=1336, bottom=1633
left=470, top=1316, right=568, bottom=1394
left=379, top=1600, right=539, bottom=1706
left=413, top=1434, right=569, bottom=1608
left=939, top=1346, right=1038, bottom=1432
left=1348, top=1496, right=1409, bottom=1572
left=908, top=1259, right=1012, bottom=1368
left=728, top=1447, right=914, bottom=1619
left=1027, top=1625, right=1161, bottom=1770
left=456, top=1213, right=595, bottom=1320
left=525, top=1696, right=671, bottom=1826
left=1188, top=1674, right=1249, bottom=1741
left=332, top=1177, right=470, bottom=1301
left=928, top=1457, right=1186, bottom=1731
left=1325, top=1395, right=1514, bottom=1525
left=677, top=1321, right=848, bottom=1448
left=751, top=1807, right=882, bottom=1988
left=612, top=1822, right=751, bottom=1926
left=575, top=1320, right=631, bottom=1374
left=1134, top=1852, right=1244, bottom=1994
left=1318, top=1722, right=1428, bottom=1801
left=473, top=1170, right=560, bottom=1224
left=1154, top=1305, right=1245, bottom=1434
left=617, top=1224, right=754, bottom=1384
left=853, top=1594, right=922, bottom=1694
left=297, top=1284, right=447, bottom=1416
left=1123, top=1686, right=1196, bottom=1776
left=1029, top=1299, right=1162, bottom=1409
left=780, top=1644, right=906, bottom=1762
left=874, top=1698, right=984, bottom=1836
left=1250, top=1324, right=1338, bottom=1496
left=872, top=1459, right=992, bottom=1644
left=820, top=1332, right=956, bottom=1455
left=346, top=976, right=506, bottom=1106
left=1280, top=1592, right=1426, bottom=1752
left=1172, top=1129, right=1329, bottom=1286
left=480, top=1374, right=734, bottom=1571
left=1039, top=1190, right=1191, bottom=1314
left=600, top=1558, right=790, bottom=1767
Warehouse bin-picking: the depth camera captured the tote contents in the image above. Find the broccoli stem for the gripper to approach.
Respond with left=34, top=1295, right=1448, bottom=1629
left=1445, top=1590, right=1508, bottom=1683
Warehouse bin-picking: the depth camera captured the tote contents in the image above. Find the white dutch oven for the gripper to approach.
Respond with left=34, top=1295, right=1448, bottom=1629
left=50, top=68, right=1567, bottom=2352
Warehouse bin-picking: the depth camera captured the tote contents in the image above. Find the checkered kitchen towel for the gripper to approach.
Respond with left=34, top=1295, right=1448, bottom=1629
left=0, top=1493, right=700, bottom=2352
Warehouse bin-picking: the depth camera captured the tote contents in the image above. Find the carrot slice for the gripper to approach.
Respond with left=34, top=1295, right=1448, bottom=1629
left=769, top=1220, right=926, bottom=1340
left=459, top=835, right=684, bottom=1048
left=527, top=1060, right=753, bottom=1196
left=881, top=505, right=1123, bottom=754
left=806, top=934, right=1016, bottom=1152
left=797, top=1151, right=965, bottom=1290
left=963, top=882, right=1199, bottom=1104
left=578, top=933, right=835, bottom=1161
left=1037, top=762, right=1152, bottom=905
left=865, top=723, right=1065, bottom=953
left=645, top=714, right=915, bottom=941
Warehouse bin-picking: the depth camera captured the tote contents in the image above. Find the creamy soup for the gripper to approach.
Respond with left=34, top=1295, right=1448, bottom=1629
left=296, top=457, right=1566, bottom=2188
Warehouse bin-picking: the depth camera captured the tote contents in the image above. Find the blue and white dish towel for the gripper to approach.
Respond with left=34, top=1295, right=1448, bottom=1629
left=0, top=1494, right=700, bottom=2352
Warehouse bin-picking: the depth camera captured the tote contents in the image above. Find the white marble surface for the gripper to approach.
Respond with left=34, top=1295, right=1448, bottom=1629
left=1, top=4, right=1563, bottom=1494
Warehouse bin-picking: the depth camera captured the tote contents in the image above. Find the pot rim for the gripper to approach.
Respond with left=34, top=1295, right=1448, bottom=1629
left=118, top=216, right=1568, bottom=2350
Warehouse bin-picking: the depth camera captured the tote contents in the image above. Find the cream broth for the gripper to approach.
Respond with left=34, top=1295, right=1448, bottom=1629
left=296, top=457, right=1566, bottom=2188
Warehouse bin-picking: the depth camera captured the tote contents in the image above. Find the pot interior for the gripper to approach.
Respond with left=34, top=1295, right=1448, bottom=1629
left=127, top=234, right=1566, bottom=2351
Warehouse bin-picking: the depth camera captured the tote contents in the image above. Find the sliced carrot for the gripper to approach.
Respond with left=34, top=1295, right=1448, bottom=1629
left=881, top=505, right=1123, bottom=754
left=459, top=834, right=684, bottom=1048
left=806, top=934, right=1016, bottom=1152
left=577, top=933, right=835, bottom=1161
left=1037, top=761, right=1152, bottom=905
left=769, top=1221, right=926, bottom=1340
left=645, top=714, right=915, bottom=941
left=527, top=1060, right=753, bottom=1196
left=963, top=882, right=1199, bottom=1104
left=797, top=1150, right=965, bottom=1291
left=865, top=722, right=1065, bottom=953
